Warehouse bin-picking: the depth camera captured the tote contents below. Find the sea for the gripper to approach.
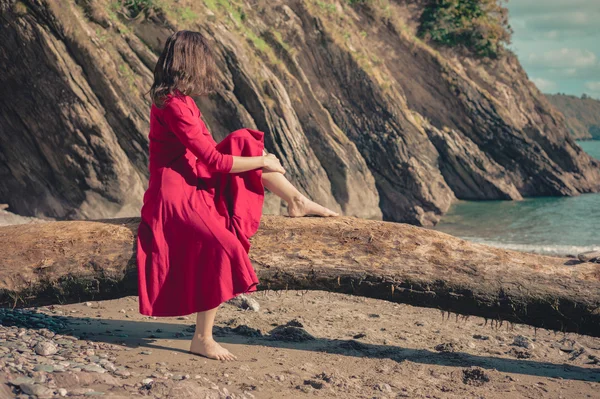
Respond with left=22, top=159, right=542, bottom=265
left=433, top=140, right=600, bottom=257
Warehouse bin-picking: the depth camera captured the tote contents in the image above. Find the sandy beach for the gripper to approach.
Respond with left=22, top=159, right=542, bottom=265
left=1, top=290, right=599, bottom=398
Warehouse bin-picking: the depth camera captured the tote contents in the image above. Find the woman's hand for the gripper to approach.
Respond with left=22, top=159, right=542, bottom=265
left=262, top=153, right=286, bottom=174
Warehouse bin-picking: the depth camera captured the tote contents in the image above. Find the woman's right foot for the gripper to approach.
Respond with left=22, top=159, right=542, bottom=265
left=190, top=335, right=237, bottom=361
left=287, top=195, right=339, bottom=217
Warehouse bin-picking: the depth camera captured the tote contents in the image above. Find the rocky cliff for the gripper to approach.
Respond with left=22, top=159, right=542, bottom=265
left=1, top=0, right=599, bottom=225
left=546, top=94, right=600, bottom=140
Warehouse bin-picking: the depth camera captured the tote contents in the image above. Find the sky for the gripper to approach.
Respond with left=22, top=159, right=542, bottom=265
left=506, top=0, right=600, bottom=98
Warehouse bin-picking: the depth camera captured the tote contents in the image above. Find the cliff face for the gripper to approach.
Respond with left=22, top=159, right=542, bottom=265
left=0, top=0, right=599, bottom=225
left=546, top=94, right=600, bottom=140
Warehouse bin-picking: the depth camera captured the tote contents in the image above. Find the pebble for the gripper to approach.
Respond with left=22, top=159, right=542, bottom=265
left=58, top=388, right=68, bottom=396
left=513, top=335, right=535, bottom=350
left=19, top=382, right=54, bottom=397
left=34, top=341, right=58, bottom=356
left=82, top=364, right=106, bottom=373
left=375, top=382, right=393, bottom=393
left=34, top=364, right=55, bottom=373
left=228, top=294, right=260, bottom=312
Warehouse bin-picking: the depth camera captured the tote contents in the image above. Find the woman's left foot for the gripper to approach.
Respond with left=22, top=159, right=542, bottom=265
left=287, top=195, right=339, bottom=217
left=190, top=335, right=237, bottom=361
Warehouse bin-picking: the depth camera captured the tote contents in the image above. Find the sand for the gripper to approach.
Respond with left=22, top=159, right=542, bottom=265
left=1, top=290, right=599, bottom=398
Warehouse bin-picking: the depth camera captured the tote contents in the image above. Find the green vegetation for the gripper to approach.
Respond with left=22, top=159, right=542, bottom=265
left=316, top=0, right=337, bottom=13
left=12, top=1, right=28, bottom=15
left=118, top=62, right=138, bottom=91
left=119, top=0, right=156, bottom=18
left=418, top=0, right=512, bottom=58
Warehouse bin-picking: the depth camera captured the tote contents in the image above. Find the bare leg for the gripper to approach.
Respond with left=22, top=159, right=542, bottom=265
left=261, top=150, right=339, bottom=217
left=190, top=306, right=237, bottom=361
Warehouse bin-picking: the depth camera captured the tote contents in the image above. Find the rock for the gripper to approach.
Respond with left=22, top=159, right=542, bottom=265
left=304, top=379, right=324, bottom=389
left=19, top=382, right=53, bottom=398
left=512, top=335, right=535, bottom=350
left=462, top=367, right=490, bottom=386
left=1, top=0, right=598, bottom=229
left=142, top=378, right=154, bottom=386
left=507, top=348, right=533, bottom=359
left=546, top=94, right=600, bottom=140
left=375, top=382, right=393, bottom=393
left=473, top=334, right=489, bottom=340
left=58, top=388, right=68, bottom=397
left=434, top=342, right=458, bottom=353
left=227, top=295, right=260, bottom=312
left=34, top=364, right=56, bottom=372
left=114, top=369, right=131, bottom=377
left=34, top=341, right=58, bottom=356
left=578, top=251, right=600, bottom=263
left=81, top=364, right=106, bottom=373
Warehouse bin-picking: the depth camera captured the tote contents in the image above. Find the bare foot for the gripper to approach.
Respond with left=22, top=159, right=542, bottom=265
left=287, top=195, right=339, bottom=217
left=190, top=335, right=237, bottom=361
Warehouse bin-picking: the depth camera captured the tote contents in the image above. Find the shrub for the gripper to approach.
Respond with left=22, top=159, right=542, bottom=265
left=119, top=0, right=156, bottom=19
left=418, top=0, right=512, bottom=58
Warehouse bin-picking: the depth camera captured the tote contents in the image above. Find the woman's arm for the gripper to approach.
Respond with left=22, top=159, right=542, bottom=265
left=230, top=153, right=285, bottom=174
left=162, top=99, right=285, bottom=174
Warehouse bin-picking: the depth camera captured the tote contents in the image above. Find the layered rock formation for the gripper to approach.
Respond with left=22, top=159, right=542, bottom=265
left=0, top=0, right=598, bottom=225
left=546, top=94, right=600, bottom=140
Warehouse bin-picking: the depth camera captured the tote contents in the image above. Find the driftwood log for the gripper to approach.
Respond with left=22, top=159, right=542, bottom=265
left=1, top=216, right=599, bottom=337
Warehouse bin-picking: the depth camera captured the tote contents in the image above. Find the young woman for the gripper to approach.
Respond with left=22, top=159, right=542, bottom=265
left=136, top=30, right=338, bottom=362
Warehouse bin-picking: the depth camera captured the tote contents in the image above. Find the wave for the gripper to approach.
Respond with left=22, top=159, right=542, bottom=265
left=460, top=237, right=600, bottom=257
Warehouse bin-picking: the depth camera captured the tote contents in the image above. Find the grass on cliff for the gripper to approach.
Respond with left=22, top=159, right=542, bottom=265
left=417, top=0, right=512, bottom=58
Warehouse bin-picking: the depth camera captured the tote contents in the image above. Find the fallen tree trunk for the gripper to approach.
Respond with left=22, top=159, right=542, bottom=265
left=1, top=216, right=599, bottom=337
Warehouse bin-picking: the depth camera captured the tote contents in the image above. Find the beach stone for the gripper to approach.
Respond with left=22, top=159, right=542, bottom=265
left=228, top=294, right=260, bottom=312
left=58, top=388, right=68, bottom=396
left=82, top=364, right=106, bottom=373
left=512, top=335, right=534, bottom=349
left=434, top=342, right=457, bottom=353
left=34, top=364, right=56, bottom=372
left=34, top=341, right=58, bottom=356
left=577, top=250, right=600, bottom=263
left=19, top=382, right=53, bottom=398
left=304, top=379, right=324, bottom=389
left=375, top=382, right=393, bottom=393
left=114, top=369, right=131, bottom=377
left=9, top=376, right=34, bottom=385
left=70, top=388, right=95, bottom=395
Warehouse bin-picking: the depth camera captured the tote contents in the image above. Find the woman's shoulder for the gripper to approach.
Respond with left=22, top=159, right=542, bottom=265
left=155, top=92, right=194, bottom=113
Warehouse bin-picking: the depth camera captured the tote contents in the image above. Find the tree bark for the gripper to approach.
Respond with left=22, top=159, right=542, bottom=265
left=1, top=216, right=599, bottom=337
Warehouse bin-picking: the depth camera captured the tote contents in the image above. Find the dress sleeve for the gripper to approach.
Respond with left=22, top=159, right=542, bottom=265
left=161, top=99, right=234, bottom=173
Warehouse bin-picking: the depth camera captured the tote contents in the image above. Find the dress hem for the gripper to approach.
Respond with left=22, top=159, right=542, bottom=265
left=138, top=280, right=259, bottom=318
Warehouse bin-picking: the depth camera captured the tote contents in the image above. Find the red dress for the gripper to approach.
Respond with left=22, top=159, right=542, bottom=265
left=136, top=92, right=265, bottom=316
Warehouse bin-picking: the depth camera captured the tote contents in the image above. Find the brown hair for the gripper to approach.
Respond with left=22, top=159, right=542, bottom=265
left=150, top=30, right=219, bottom=107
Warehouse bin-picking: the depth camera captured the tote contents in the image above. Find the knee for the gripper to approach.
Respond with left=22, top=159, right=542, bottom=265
left=226, top=129, right=264, bottom=155
left=228, top=129, right=254, bottom=140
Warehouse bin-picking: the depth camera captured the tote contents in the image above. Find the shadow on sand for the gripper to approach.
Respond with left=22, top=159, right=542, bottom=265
left=7, top=310, right=597, bottom=384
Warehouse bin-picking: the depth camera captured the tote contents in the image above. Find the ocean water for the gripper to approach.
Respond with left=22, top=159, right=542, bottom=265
left=433, top=140, right=600, bottom=256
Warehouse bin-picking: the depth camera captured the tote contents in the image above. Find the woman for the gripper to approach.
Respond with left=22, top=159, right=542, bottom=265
left=136, top=30, right=338, bottom=362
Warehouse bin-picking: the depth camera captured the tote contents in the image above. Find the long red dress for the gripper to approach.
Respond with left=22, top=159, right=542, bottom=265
left=136, top=91, right=265, bottom=317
